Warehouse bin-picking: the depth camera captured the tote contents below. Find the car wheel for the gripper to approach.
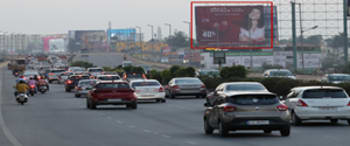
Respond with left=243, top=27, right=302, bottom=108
left=330, top=119, right=338, bottom=124
left=65, top=88, right=71, bottom=92
left=280, top=127, right=290, bottom=137
left=292, top=112, right=302, bottom=126
left=86, top=98, right=91, bottom=109
left=90, top=99, right=97, bottom=109
left=127, top=102, right=137, bottom=109
left=204, top=118, right=213, bottom=135
left=218, top=121, right=228, bottom=137
left=49, top=80, right=52, bottom=84
left=347, top=120, right=350, bottom=126
left=75, top=94, right=81, bottom=98
left=161, top=99, right=166, bottom=103
left=264, top=130, right=272, bottom=134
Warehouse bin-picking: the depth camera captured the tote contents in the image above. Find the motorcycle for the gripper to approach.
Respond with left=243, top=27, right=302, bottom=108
left=28, top=84, right=36, bottom=96
left=38, top=84, right=48, bottom=94
left=16, top=93, right=28, bottom=105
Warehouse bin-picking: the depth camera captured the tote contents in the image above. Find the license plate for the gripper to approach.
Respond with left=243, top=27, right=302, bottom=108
left=108, top=99, right=122, bottom=102
left=247, top=120, right=270, bottom=125
left=319, top=107, right=337, bottom=110
left=41, top=86, right=47, bottom=89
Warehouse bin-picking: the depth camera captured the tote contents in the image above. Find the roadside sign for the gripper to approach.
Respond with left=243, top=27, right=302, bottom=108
left=213, top=51, right=226, bottom=64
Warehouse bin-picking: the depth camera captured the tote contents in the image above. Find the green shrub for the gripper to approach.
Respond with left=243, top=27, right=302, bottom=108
left=70, top=61, right=94, bottom=68
left=220, top=65, right=247, bottom=79
left=160, top=70, right=172, bottom=84
left=148, top=70, right=162, bottom=82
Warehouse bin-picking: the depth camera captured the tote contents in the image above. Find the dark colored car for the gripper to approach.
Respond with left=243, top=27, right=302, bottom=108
left=64, top=75, right=90, bottom=92
left=166, top=77, right=207, bottom=99
left=86, top=81, right=137, bottom=109
left=203, top=91, right=291, bottom=137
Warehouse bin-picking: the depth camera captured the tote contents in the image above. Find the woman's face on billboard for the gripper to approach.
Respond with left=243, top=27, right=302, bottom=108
left=249, top=8, right=261, bottom=20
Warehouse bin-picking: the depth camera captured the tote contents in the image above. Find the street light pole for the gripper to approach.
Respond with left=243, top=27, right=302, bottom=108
left=147, top=24, right=154, bottom=41
left=164, top=23, right=172, bottom=37
left=299, top=3, right=305, bottom=70
left=183, top=21, right=191, bottom=39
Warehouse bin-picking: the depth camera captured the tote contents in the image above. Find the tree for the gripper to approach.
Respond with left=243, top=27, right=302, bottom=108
left=164, top=31, right=190, bottom=48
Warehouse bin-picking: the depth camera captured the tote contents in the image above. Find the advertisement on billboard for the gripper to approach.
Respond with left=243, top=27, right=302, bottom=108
left=107, top=29, right=136, bottom=41
left=68, top=30, right=106, bottom=51
left=195, top=5, right=274, bottom=49
left=49, top=38, right=66, bottom=53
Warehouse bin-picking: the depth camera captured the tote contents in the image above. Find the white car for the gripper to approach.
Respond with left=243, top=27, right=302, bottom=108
left=263, top=69, right=296, bottom=80
left=129, top=79, right=166, bottom=103
left=87, top=67, right=104, bottom=77
left=284, top=86, right=350, bottom=126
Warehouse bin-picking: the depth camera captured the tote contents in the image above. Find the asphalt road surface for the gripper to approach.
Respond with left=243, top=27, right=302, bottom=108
left=0, top=55, right=349, bottom=146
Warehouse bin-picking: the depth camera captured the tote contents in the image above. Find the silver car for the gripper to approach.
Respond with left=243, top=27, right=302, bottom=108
left=204, top=91, right=291, bottom=137
left=75, top=79, right=97, bottom=98
left=321, top=73, right=350, bottom=84
left=263, top=69, right=296, bottom=80
left=284, top=86, right=350, bottom=126
left=166, top=77, right=207, bottom=99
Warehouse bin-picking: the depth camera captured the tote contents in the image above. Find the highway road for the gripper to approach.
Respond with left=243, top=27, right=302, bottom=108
left=0, top=54, right=349, bottom=146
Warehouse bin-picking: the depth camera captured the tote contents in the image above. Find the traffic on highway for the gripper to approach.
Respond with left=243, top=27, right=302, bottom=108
left=1, top=0, right=350, bottom=146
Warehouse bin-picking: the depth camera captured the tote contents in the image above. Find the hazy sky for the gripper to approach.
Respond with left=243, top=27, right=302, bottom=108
left=0, top=0, right=191, bottom=39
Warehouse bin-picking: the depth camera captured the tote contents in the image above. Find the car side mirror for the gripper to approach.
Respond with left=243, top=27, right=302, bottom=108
left=204, top=103, right=210, bottom=107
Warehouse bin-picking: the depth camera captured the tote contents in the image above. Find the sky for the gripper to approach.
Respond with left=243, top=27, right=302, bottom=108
left=0, top=0, right=191, bottom=40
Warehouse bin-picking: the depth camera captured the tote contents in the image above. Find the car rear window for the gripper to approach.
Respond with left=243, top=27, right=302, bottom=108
left=96, top=83, right=130, bottom=89
left=270, top=71, right=293, bottom=77
left=51, top=70, right=65, bottom=73
left=175, top=79, right=201, bottom=84
left=89, top=69, right=103, bottom=72
left=226, top=84, right=266, bottom=91
left=98, top=76, right=120, bottom=81
left=228, top=95, right=279, bottom=105
left=131, top=81, right=160, bottom=88
left=303, top=89, right=348, bottom=99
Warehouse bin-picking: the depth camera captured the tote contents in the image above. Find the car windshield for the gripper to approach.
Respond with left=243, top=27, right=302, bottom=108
left=175, top=79, right=201, bottom=84
left=51, top=70, right=65, bottom=73
left=303, top=89, right=348, bottom=99
left=226, top=84, right=266, bottom=91
left=98, top=76, right=120, bottom=80
left=131, top=81, right=160, bottom=88
left=228, top=95, right=279, bottom=105
left=270, top=71, right=293, bottom=77
left=96, top=83, right=130, bottom=89
left=328, top=75, right=350, bottom=82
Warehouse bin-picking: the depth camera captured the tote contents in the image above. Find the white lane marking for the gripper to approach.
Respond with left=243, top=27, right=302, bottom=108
left=161, top=134, right=171, bottom=138
left=185, top=140, right=198, bottom=145
left=115, top=120, right=124, bottom=124
left=143, top=129, right=152, bottom=133
left=0, top=69, right=23, bottom=146
left=127, top=125, right=136, bottom=128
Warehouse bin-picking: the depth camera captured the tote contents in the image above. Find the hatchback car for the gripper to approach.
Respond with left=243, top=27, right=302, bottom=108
left=203, top=91, right=290, bottom=137
left=47, top=69, right=66, bottom=83
left=284, top=86, right=350, bottom=126
left=166, top=77, right=207, bottom=99
left=130, top=79, right=166, bottom=103
left=87, top=81, right=137, bottom=109
left=75, top=79, right=97, bottom=98
left=263, top=69, right=296, bottom=80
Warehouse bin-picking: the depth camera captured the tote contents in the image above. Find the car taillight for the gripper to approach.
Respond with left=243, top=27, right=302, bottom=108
left=276, top=104, right=289, bottom=111
left=347, top=101, right=350, bottom=106
left=76, top=87, right=82, bottom=91
left=223, top=105, right=236, bottom=112
left=297, top=99, right=308, bottom=107
left=30, top=85, right=35, bottom=88
left=172, top=85, right=179, bottom=90
left=200, top=84, right=206, bottom=89
left=158, top=87, right=164, bottom=92
left=66, top=80, right=72, bottom=84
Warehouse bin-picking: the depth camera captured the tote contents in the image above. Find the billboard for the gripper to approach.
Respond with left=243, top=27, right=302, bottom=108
left=49, top=38, right=66, bottom=53
left=68, top=30, right=106, bottom=51
left=107, top=29, right=136, bottom=41
left=195, top=5, right=274, bottom=49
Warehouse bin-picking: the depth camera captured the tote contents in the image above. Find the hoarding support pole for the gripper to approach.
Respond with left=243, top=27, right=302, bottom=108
left=291, top=2, right=298, bottom=71
left=344, top=0, right=348, bottom=63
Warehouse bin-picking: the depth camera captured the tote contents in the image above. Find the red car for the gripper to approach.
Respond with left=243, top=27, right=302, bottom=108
left=86, top=81, right=137, bottom=109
